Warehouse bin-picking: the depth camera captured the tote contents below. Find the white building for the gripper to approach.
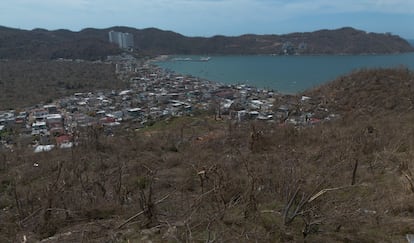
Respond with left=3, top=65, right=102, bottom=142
left=109, top=31, right=134, bottom=49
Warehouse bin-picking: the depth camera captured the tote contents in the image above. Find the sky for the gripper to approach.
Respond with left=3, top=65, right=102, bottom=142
left=1, top=0, right=413, bottom=39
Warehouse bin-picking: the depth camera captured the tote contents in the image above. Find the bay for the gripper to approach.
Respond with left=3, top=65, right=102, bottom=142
left=155, top=53, right=414, bottom=93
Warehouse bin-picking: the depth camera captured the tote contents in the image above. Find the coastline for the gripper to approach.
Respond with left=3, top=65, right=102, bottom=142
left=152, top=53, right=414, bottom=94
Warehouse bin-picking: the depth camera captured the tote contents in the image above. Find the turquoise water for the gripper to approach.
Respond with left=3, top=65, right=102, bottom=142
left=156, top=53, right=414, bottom=93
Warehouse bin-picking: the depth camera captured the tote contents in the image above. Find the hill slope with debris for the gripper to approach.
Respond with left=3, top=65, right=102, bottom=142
left=1, top=68, right=414, bottom=242
left=304, top=68, right=414, bottom=117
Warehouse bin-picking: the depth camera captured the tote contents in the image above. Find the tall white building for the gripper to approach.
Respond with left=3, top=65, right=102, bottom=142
left=109, top=31, right=134, bottom=49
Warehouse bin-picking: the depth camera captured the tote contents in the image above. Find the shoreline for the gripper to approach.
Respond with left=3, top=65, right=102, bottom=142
left=151, top=51, right=414, bottom=59
left=152, top=53, right=414, bottom=94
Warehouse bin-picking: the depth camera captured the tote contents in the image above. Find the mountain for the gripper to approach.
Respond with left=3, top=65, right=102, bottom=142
left=408, top=39, right=414, bottom=47
left=0, top=26, right=122, bottom=60
left=0, top=26, right=413, bottom=60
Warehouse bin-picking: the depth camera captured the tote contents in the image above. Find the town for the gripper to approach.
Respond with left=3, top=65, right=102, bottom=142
left=0, top=54, right=337, bottom=153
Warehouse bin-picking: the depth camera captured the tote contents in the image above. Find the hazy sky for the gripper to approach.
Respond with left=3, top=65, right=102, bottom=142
left=1, top=0, right=413, bottom=38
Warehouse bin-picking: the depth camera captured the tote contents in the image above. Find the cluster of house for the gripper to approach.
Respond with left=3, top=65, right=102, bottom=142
left=0, top=56, right=338, bottom=153
left=0, top=105, right=72, bottom=153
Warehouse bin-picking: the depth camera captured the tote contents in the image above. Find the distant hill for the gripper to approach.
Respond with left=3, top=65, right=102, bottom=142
left=0, top=26, right=122, bottom=60
left=0, top=26, right=413, bottom=60
left=408, top=39, right=414, bottom=47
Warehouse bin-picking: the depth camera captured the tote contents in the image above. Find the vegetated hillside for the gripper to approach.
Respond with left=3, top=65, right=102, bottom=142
left=304, top=67, right=414, bottom=117
left=2, top=68, right=414, bottom=242
left=0, top=26, right=413, bottom=60
left=292, top=28, right=414, bottom=54
left=0, top=60, right=126, bottom=110
left=126, top=26, right=414, bottom=55
left=0, top=26, right=122, bottom=60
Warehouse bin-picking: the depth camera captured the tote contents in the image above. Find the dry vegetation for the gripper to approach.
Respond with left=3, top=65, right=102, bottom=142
left=1, top=68, right=414, bottom=242
left=0, top=60, right=126, bottom=110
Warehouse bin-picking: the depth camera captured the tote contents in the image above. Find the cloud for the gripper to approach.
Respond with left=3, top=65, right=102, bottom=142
left=6, top=0, right=414, bottom=18
left=11, top=0, right=91, bottom=9
left=5, top=0, right=414, bottom=13
left=272, top=0, right=414, bottom=14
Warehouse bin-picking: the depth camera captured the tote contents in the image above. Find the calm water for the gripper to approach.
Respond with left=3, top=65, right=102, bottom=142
left=156, top=53, right=414, bottom=93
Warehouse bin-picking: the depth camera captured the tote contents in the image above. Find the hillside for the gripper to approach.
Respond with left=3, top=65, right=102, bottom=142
left=1, top=68, right=414, bottom=242
left=0, top=26, right=122, bottom=60
left=0, top=26, right=413, bottom=60
left=304, top=67, right=414, bottom=117
left=0, top=60, right=126, bottom=110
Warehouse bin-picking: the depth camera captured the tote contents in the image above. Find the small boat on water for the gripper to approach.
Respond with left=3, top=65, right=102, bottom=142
left=172, top=57, right=211, bottom=62
left=199, top=57, right=211, bottom=62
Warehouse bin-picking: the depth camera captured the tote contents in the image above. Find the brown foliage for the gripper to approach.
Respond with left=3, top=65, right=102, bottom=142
left=0, top=60, right=126, bottom=109
left=1, top=68, right=414, bottom=241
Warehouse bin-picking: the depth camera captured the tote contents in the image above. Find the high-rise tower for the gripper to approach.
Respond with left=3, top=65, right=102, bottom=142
left=108, top=31, right=134, bottom=49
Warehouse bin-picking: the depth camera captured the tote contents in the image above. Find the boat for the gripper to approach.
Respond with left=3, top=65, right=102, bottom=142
left=199, top=57, right=211, bottom=62
left=172, top=57, right=211, bottom=62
